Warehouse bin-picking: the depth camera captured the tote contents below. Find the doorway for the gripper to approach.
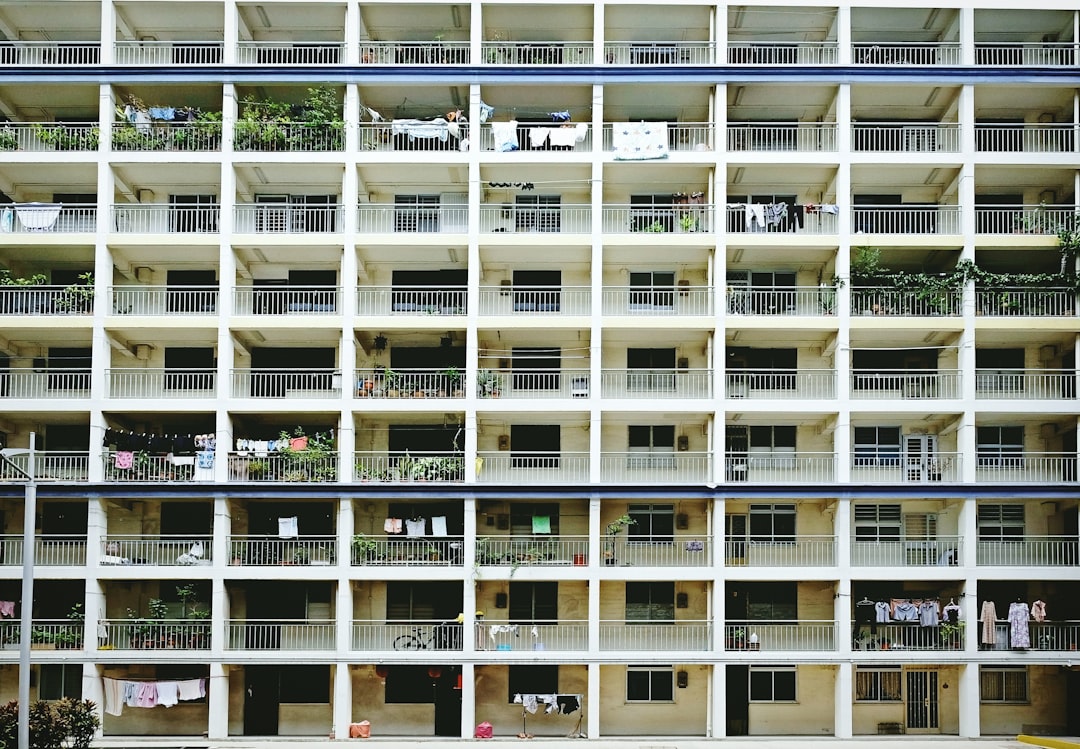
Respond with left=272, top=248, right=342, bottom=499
left=904, top=434, right=940, bottom=482
left=433, top=669, right=462, bottom=736
left=726, top=664, right=749, bottom=735
left=243, top=665, right=280, bottom=735
left=905, top=668, right=939, bottom=733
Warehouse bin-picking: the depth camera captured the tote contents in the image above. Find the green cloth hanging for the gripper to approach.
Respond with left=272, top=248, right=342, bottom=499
left=531, top=515, right=551, bottom=534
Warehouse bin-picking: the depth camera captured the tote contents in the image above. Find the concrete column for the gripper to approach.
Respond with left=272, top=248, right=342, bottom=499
left=586, top=662, right=600, bottom=738
left=331, top=663, right=352, bottom=738
left=207, top=662, right=229, bottom=738
left=835, top=564, right=852, bottom=659
left=959, top=6, right=975, bottom=66
left=710, top=663, right=726, bottom=737
left=834, top=495, right=851, bottom=586
left=459, top=662, right=476, bottom=737
left=211, top=494, right=230, bottom=656
left=589, top=82, right=604, bottom=482
left=957, top=662, right=981, bottom=737
left=222, top=0, right=238, bottom=65
left=344, top=1, right=360, bottom=65
left=836, top=5, right=851, bottom=65
left=834, top=661, right=853, bottom=738
left=84, top=663, right=105, bottom=739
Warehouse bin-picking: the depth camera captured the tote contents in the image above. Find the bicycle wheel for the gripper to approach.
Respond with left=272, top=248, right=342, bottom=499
left=392, top=634, right=425, bottom=650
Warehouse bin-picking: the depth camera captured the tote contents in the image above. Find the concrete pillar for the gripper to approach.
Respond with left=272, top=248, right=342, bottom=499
left=710, top=663, right=726, bottom=737
left=957, top=662, right=981, bottom=737
left=332, top=663, right=352, bottom=738
left=460, top=662, right=476, bottom=737
left=834, top=662, right=853, bottom=738
left=207, top=663, right=228, bottom=738
left=586, top=662, right=600, bottom=737
left=84, top=663, right=105, bottom=739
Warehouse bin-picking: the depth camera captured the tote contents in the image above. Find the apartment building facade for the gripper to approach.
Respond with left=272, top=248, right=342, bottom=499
left=0, top=0, right=1078, bottom=741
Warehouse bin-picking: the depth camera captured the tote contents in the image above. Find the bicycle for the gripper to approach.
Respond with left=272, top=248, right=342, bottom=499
left=392, top=623, right=460, bottom=650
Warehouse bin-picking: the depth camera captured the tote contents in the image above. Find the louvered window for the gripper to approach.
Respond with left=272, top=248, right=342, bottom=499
left=853, top=504, right=901, bottom=542
left=977, top=504, right=1025, bottom=541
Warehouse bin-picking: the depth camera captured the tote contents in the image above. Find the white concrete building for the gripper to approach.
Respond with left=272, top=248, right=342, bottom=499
left=0, top=0, right=1078, bottom=741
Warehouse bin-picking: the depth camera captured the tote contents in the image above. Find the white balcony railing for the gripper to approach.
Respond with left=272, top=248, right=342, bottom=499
left=103, top=453, right=200, bottom=483
left=233, top=204, right=343, bottom=233
left=601, top=369, right=713, bottom=399
left=356, top=286, right=466, bottom=316
left=359, top=41, right=470, bottom=64
left=474, top=536, right=590, bottom=567
left=111, top=121, right=222, bottom=151
left=974, top=43, right=1077, bottom=67
left=475, top=286, right=588, bottom=315
left=480, top=122, right=592, bottom=152
left=0, top=122, right=99, bottom=152
left=479, top=621, right=588, bottom=652
left=852, top=123, right=960, bottom=153
left=852, top=42, right=960, bottom=65
left=351, top=537, right=465, bottom=565
left=976, top=124, right=1076, bottom=153
left=0, top=536, right=86, bottom=566
left=353, top=452, right=465, bottom=483
left=852, top=205, right=960, bottom=234
left=725, top=205, right=838, bottom=234
left=233, top=121, right=345, bottom=151
left=850, top=370, right=961, bottom=399
left=227, top=620, right=336, bottom=650
left=0, top=42, right=100, bottom=66
left=479, top=204, right=592, bottom=234
left=0, top=371, right=90, bottom=399
left=601, top=122, right=714, bottom=152
left=232, top=286, right=339, bottom=315
left=475, top=452, right=590, bottom=484
left=976, top=369, right=1077, bottom=399
left=1028, top=622, right=1080, bottom=650
left=226, top=453, right=339, bottom=483
left=727, top=122, right=838, bottom=152
left=351, top=620, right=468, bottom=651
left=236, top=41, right=344, bottom=65
left=601, top=204, right=716, bottom=234
left=727, top=41, right=838, bottom=64
left=481, top=41, right=594, bottom=65
left=602, top=285, right=713, bottom=316
left=112, top=285, right=218, bottom=315
left=4, top=620, right=85, bottom=650
left=357, top=204, right=469, bottom=234
left=100, top=535, right=213, bottom=566
left=0, top=453, right=89, bottom=483
left=229, top=369, right=342, bottom=398
left=598, top=621, right=712, bottom=651
left=853, top=623, right=963, bottom=652
left=976, top=537, right=1079, bottom=566
left=114, top=40, right=224, bottom=65
left=975, top=454, right=1078, bottom=483
left=0, top=286, right=94, bottom=316
left=112, top=203, right=219, bottom=233
left=976, top=288, right=1075, bottom=317
left=99, top=619, right=210, bottom=651
left=851, top=537, right=963, bottom=567
left=724, top=621, right=837, bottom=651
left=726, top=370, right=836, bottom=400
left=599, top=452, right=713, bottom=484
left=975, top=205, right=1077, bottom=235
left=1, top=204, right=97, bottom=233
left=467, top=368, right=590, bottom=400
left=358, top=121, right=468, bottom=152
left=851, top=287, right=963, bottom=316
left=106, top=369, right=216, bottom=398
left=354, top=369, right=468, bottom=399
left=606, top=41, right=715, bottom=65
left=726, top=453, right=836, bottom=484
left=850, top=454, right=962, bottom=484
left=724, top=536, right=838, bottom=567
left=603, top=537, right=714, bottom=567
left=227, top=535, right=337, bottom=566
left=727, top=286, right=840, bottom=316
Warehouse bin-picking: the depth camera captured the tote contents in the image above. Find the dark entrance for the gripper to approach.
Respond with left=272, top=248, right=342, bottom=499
left=726, top=664, right=748, bottom=735
left=243, top=665, right=280, bottom=735
left=433, top=669, right=462, bottom=736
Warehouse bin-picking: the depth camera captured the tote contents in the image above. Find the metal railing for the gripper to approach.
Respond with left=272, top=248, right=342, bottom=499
left=851, top=287, right=962, bottom=316
left=233, top=121, right=345, bottom=151
left=853, top=623, right=962, bottom=652
left=0, top=42, right=100, bottom=65
left=975, top=454, right=1078, bottom=483
left=227, top=620, right=336, bottom=650
left=103, top=453, right=199, bottom=483
left=850, top=537, right=963, bottom=567
left=112, top=203, right=219, bottom=233
left=359, top=41, right=470, bottom=64
left=479, top=204, right=592, bottom=233
left=98, top=619, right=210, bottom=650
left=606, top=41, right=715, bottom=65
left=850, top=453, right=962, bottom=484
left=974, top=43, right=1076, bottom=67
left=232, top=286, right=339, bottom=315
left=114, top=40, right=224, bottom=65
left=974, top=205, right=1077, bottom=234
left=229, top=369, right=342, bottom=398
left=0, top=453, right=89, bottom=483
left=100, top=535, right=212, bottom=566
left=976, top=537, right=1079, bottom=566
left=475, top=452, right=590, bottom=484
left=106, top=368, right=216, bottom=398
left=601, top=122, right=714, bottom=152
left=479, top=122, right=592, bottom=152
left=236, top=41, right=344, bottom=65
left=111, top=285, right=218, bottom=315
left=352, top=620, right=466, bottom=651
left=474, top=536, right=590, bottom=567
left=724, top=536, right=837, bottom=567
left=726, top=370, right=836, bottom=400
left=2, top=205, right=97, bottom=233
left=976, top=288, right=1075, bottom=317
left=724, top=621, right=837, bottom=651
left=233, top=204, right=343, bottom=233
left=225, top=452, right=339, bottom=483
left=598, top=621, right=712, bottom=651
left=1028, top=621, right=1080, bottom=650
left=852, top=205, right=960, bottom=234
left=475, top=286, right=588, bottom=315
left=726, top=453, right=836, bottom=484
left=5, top=620, right=84, bottom=650
left=727, top=41, right=837, bottom=64
left=975, top=124, right=1076, bottom=152
left=976, top=369, right=1077, bottom=399
left=354, top=369, right=468, bottom=399
left=603, top=537, right=713, bottom=567
left=0, top=122, right=99, bottom=151
left=601, top=369, right=713, bottom=399
left=600, top=204, right=716, bottom=234
left=353, top=452, right=465, bottom=483
left=356, top=286, right=466, bottom=316
left=0, top=286, right=94, bottom=316
left=726, top=122, right=838, bottom=152
left=850, top=370, right=961, bottom=399
left=111, top=121, right=222, bottom=151
left=478, top=621, right=588, bottom=652
left=351, top=537, right=465, bottom=565
left=0, top=371, right=90, bottom=399
left=599, top=452, right=713, bottom=484
left=852, top=42, right=960, bottom=65
left=852, top=123, right=960, bottom=152
left=727, top=286, right=839, bottom=316
left=358, top=121, right=467, bottom=152
left=725, top=205, right=838, bottom=234
left=357, top=204, right=469, bottom=233
left=227, top=535, right=337, bottom=566
left=601, top=285, right=713, bottom=316
left=0, top=536, right=86, bottom=566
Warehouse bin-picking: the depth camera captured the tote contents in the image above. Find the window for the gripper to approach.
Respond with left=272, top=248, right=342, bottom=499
left=748, top=426, right=796, bottom=467
left=749, top=504, right=795, bottom=543
left=625, top=581, right=674, bottom=622
left=853, top=504, right=901, bottom=542
left=742, top=582, right=797, bottom=620
left=727, top=348, right=797, bottom=391
left=510, top=424, right=561, bottom=469
left=976, top=349, right=1025, bottom=393
left=163, top=347, right=215, bottom=391
left=508, top=665, right=558, bottom=703
left=630, top=194, right=675, bottom=232
left=749, top=272, right=797, bottom=314
left=278, top=665, right=330, bottom=703
left=509, top=581, right=558, bottom=623
left=977, top=504, right=1025, bottom=541
left=394, top=194, right=439, bottom=232
left=855, top=666, right=901, bottom=702
left=169, top=194, right=219, bottom=233
left=627, top=426, right=675, bottom=468
left=513, top=270, right=561, bottom=312
left=749, top=666, right=796, bottom=701
left=980, top=666, right=1028, bottom=703
left=515, top=195, right=561, bottom=232
left=626, top=348, right=676, bottom=391
left=385, top=665, right=436, bottom=704
left=854, top=427, right=902, bottom=467
left=512, top=347, right=560, bottom=391
left=626, top=665, right=674, bottom=702
left=977, top=426, right=1024, bottom=467
left=39, top=664, right=81, bottom=700
left=628, top=504, right=674, bottom=543
left=629, top=271, right=675, bottom=310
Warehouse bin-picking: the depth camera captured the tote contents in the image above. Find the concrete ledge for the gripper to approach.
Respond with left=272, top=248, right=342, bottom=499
left=1018, top=736, right=1080, bottom=749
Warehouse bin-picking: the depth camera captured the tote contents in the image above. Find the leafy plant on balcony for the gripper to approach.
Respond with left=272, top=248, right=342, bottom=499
left=33, top=123, right=99, bottom=151
left=352, top=533, right=379, bottom=563
left=113, top=108, right=223, bottom=151
left=0, top=126, right=16, bottom=151
left=54, top=272, right=94, bottom=313
left=939, top=621, right=963, bottom=648
left=235, top=87, right=345, bottom=151
left=0, top=270, right=47, bottom=286
left=277, top=426, right=337, bottom=482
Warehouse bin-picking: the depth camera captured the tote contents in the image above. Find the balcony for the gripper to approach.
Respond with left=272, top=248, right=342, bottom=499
left=355, top=369, right=467, bottom=399
left=225, top=452, right=339, bottom=483
left=475, top=452, right=590, bottom=484
left=852, top=123, right=960, bottom=153
left=976, top=536, right=1079, bottom=566
left=727, top=286, right=839, bottom=316
left=975, top=454, right=1077, bottom=483
left=851, top=205, right=960, bottom=234
left=598, top=621, right=712, bottom=651
left=0, top=620, right=84, bottom=650
left=233, top=286, right=339, bottom=315
left=851, top=537, right=963, bottom=567
left=351, top=536, right=464, bottom=565
left=599, top=452, right=712, bottom=484
left=603, top=537, right=714, bottom=567
left=358, top=121, right=467, bottom=152
left=850, top=370, right=962, bottom=399
left=850, top=454, right=962, bottom=484
left=724, top=536, right=838, bottom=567
left=851, top=42, right=960, bottom=65
left=233, top=204, right=343, bottom=234
left=975, top=205, right=1076, bottom=235
left=1, top=204, right=96, bottom=233
left=111, top=121, right=222, bottom=152
left=726, top=454, right=836, bottom=484
left=352, top=620, right=466, bottom=652
left=479, top=620, right=587, bottom=652
left=726, top=123, right=837, bottom=152
left=106, top=369, right=216, bottom=399
left=99, top=535, right=213, bottom=566
left=976, top=288, right=1075, bottom=317
left=601, top=204, right=716, bottom=234
left=472, top=368, right=588, bottom=400
left=602, top=285, right=713, bottom=316
left=479, top=204, right=591, bottom=234
left=1028, top=622, right=1080, bottom=650
left=359, top=41, right=470, bottom=65
left=727, top=41, right=838, bottom=65
left=227, top=620, right=336, bottom=650
left=0, top=453, right=89, bottom=483
left=475, top=536, right=590, bottom=567
left=724, top=621, right=837, bottom=652
left=357, top=204, right=469, bottom=234
left=726, top=370, right=836, bottom=400
left=602, top=41, right=713, bottom=65
left=114, top=41, right=224, bottom=65
left=0, top=122, right=99, bottom=152
left=112, top=203, right=219, bottom=234
left=0, top=535, right=86, bottom=566
left=0, top=41, right=99, bottom=65
left=480, top=122, right=592, bottom=152
left=104, top=452, right=201, bottom=483
left=476, top=286, right=588, bottom=316
left=974, top=43, right=1077, bottom=67
left=853, top=623, right=963, bottom=652
left=851, top=287, right=962, bottom=317
left=0, top=286, right=95, bottom=316
left=353, top=452, right=465, bottom=483
left=602, top=122, right=714, bottom=152
left=358, top=286, right=467, bottom=316
left=229, top=369, right=342, bottom=399
left=725, top=205, right=838, bottom=234
left=0, top=369, right=90, bottom=400
left=601, top=369, right=713, bottom=399
left=976, top=369, right=1077, bottom=399
left=227, top=535, right=337, bottom=566
left=236, top=41, right=344, bottom=65
left=975, top=123, right=1076, bottom=153
left=98, top=620, right=209, bottom=651
left=233, top=121, right=344, bottom=152
left=111, top=285, right=217, bottom=315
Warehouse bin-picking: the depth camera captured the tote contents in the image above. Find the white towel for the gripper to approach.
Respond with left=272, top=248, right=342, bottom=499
left=492, top=121, right=519, bottom=151
left=548, top=123, right=588, bottom=148
left=102, top=677, right=125, bottom=716
left=156, top=681, right=179, bottom=707
left=405, top=518, right=426, bottom=537
left=528, top=128, right=550, bottom=148
left=278, top=516, right=298, bottom=539
left=178, top=678, right=204, bottom=701
left=430, top=516, right=448, bottom=537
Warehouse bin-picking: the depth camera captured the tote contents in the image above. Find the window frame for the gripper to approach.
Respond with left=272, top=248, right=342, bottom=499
left=627, top=503, right=674, bottom=544
left=976, top=426, right=1024, bottom=468
left=748, top=665, right=797, bottom=702
left=626, top=664, right=675, bottom=702
left=853, top=426, right=902, bottom=467
left=854, top=665, right=902, bottom=702
left=979, top=665, right=1028, bottom=704
left=625, top=581, right=675, bottom=622
left=38, top=663, right=82, bottom=701
left=853, top=503, right=902, bottom=543
left=977, top=503, right=1025, bottom=541
left=748, top=503, right=796, bottom=543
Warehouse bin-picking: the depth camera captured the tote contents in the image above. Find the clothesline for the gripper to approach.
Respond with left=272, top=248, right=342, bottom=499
left=102, top=676, right=206, bottom=716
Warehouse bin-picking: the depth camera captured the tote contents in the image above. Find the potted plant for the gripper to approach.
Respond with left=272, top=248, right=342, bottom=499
left=247, top=458, right=269, bottom=480
left=352, top=533, right=379, bottom=563
left=603, top=514, right=636, bottom=566
left=292, top=547, right=311, bottom=565
left=443, top=366, right=463, bottom=396
left=679, top=213, right=697, bottom=233
left=384, top=369, right=400, bottom=398
left=0, top=126, right=17, bottom=151
left=727, top=627, right=747, bottom=650
left=476, top=368, right=499, bottom=397
left=54, top=272, right=94, bottom=313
